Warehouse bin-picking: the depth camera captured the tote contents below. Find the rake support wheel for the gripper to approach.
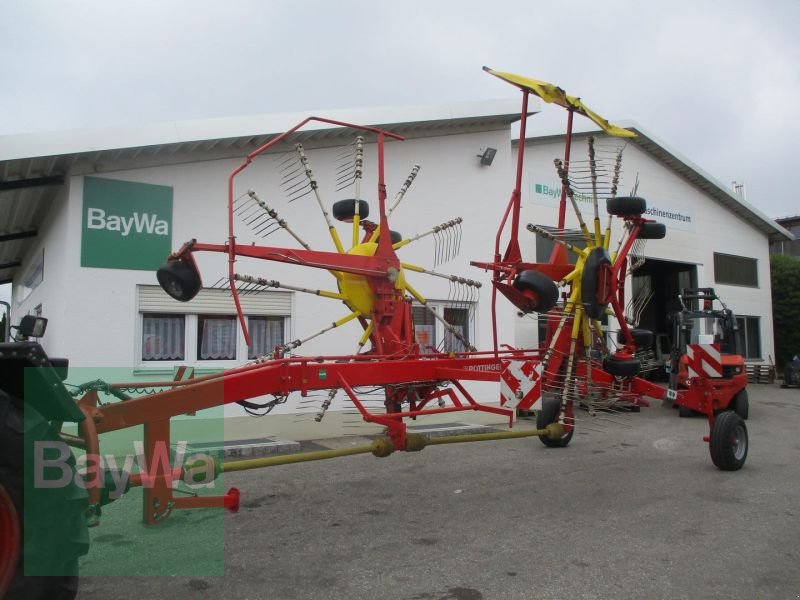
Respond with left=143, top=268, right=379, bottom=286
left=157, top=259, right=202, bottom=302
left=709, top=411, right=748, bottom=471
left=536, top=398, right=573, bottom=448
left=332, top=199, right=370, bottom=222
left=606, top=196, right=646, bottom=216
left=513, top=270, right=559, bottom=313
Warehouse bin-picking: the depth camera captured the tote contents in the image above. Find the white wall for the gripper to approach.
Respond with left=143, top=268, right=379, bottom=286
left=18, top=124, right=516, bottom=416
left=13, top=183, right=72, bottom=358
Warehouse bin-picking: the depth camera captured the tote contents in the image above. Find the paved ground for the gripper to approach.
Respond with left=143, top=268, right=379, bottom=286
left=77, top=385, right=800, bottom=600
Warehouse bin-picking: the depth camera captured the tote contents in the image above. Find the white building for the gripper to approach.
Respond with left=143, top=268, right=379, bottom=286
left=512, top=126, right=792, bottom=365
left=0, top=101, right=792, bottom=421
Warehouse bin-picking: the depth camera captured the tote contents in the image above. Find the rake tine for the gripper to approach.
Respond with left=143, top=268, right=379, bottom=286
left=287, top=189, right=313, bottom=203
left=257, top=224, right=282, bottom=238
left=335, top=180, right=355, bottom=193
left=235, top=202, right=257, bottom=217
left=239, top=203, right=265, bottom=220
left=253, top=221, right=279, bottom=236
left=232, top=194, right=251, bottom=208
left=246, top=211, right=272, bottom=226
left=282, top=177, right=310, bottom=194
left=335, top=170, right=356, bottom=184
left=277, top=156, right=300, bottom=172
left=279, top=171, right=305, bottom=187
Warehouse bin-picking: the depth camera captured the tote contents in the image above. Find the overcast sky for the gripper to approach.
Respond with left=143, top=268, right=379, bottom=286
left=1, top=0, right=798, bottom=226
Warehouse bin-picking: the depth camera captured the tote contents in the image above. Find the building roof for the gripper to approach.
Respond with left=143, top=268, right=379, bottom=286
left=0, top=99, right=530, bottom=284
left=516, top=122, right=794, bottom=245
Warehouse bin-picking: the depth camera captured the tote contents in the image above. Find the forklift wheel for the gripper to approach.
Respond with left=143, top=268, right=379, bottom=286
left=709, top=411, right=748, bottom=471
left=536, top=398, right=573, bottom=448
left=731, top=389, right=749, bottom=420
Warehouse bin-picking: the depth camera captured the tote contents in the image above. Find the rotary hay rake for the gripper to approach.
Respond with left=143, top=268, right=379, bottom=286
left=61, top=67, right=746, bottom=529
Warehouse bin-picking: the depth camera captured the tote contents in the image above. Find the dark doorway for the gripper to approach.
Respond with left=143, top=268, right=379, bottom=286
left=631, top=259, right=697, bottom=374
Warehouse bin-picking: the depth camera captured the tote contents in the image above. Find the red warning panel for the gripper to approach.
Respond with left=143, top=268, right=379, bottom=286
left=500, top=359, right=543, bottom=410
left=686, top=343, right=723, bottom=379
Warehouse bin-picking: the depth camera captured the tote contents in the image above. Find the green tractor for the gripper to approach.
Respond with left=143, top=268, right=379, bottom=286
left=1, top=315, right=89, bottom=599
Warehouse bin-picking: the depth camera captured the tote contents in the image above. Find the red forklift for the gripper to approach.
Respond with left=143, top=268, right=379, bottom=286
left=666, top=288, right=749, bottom=469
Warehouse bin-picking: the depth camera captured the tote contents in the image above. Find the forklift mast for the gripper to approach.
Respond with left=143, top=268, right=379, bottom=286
left=668, top=287, right=741, bottom=387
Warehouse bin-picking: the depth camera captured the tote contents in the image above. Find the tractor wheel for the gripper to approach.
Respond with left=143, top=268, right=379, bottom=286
left=731, top=389, right=749, bottom=420
left=606, top=196, right=646, bottom=216
left=332, top=199, right=370, bottom=223
left=678, top=405, right=695, bottom=418
left=513, top=271, right=559, bottom=313
left=536, top=398, right=573, bottom=448
left=0, top=392, right=88, bottom=600
left=709, top=411, right=748, bottom=471
left=637, top=222, right=666, bottom=239
left=0, top=484, right=20, bottom=597
left=616, top=328, right=654, bottom=349
left=602, top=356, right=641, bottom=378
left=157, top=259, right=202, bottom=302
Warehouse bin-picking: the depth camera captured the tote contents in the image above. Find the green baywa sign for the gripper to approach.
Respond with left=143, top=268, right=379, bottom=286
left=81, top=176, right=173, bottom=270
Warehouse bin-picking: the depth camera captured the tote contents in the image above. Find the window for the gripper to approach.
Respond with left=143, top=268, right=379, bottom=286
left=138, top=286, right=291, bottom=365
left=197, top=315, right=237, bottom=361
left=141, top=312, right=287, bottom=364
left=412, top=302, right=475, bottom=354
left=735, top=315, right=761, bottom=360
left=142, top=314, right=186, bottom=361
left=713, top=253, right=758, bottom=287
left=248, top=316, right=285, bottom=360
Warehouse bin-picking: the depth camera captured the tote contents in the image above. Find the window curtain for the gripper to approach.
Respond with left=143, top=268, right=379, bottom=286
left=248, top=317, right=284, bottom=359
left=142, top=315, right=185, bottom=360
left=199, top=317, right=237, bottom=360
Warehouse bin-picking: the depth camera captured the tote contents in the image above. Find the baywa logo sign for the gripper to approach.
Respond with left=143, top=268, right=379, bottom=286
left=81, top=176, right=173, bottom=270
left=534, top=182, right=593, bottom=205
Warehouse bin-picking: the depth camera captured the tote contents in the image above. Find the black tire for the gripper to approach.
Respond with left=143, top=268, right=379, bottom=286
left=0, top=392, right=88, bottom=599
left=678, top=405, right=695, bottom=418
left=157, top=259, right=202, bottom=302
left=513, top=270, right=559, bottom=313
left=332, top=199, right=369, bottom=222
left=616, top=328, right=654, bottom=349
left=709, top=411, right=748, bottom=471
left=377, top=230, right=403, bottom=245
left=602, top=356, right=641, bottom=377
left=637, top=222, right=666, bottom=239
left=730, top=389, right=749, bottom=420
left=536, top=398, right=573, bottom=448
left=607, top=196, right=646, bottom=216
left=580, top=247, right=612, bottom=319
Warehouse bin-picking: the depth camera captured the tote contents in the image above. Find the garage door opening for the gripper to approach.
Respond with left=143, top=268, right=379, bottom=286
left=630, top=259, right=697, bottom=379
